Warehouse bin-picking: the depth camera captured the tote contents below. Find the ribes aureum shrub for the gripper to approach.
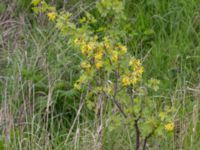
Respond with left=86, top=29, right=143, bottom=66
left=32, top=0, right=175, bottom=149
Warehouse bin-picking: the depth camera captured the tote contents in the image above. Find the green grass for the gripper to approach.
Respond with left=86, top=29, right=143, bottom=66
left=0, top=0, right=200, bottom=149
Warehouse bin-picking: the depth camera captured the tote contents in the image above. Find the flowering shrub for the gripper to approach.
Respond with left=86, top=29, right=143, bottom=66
left=32, top=0, right=175, bottom=149
left=73, top=36, right=143, bottom=90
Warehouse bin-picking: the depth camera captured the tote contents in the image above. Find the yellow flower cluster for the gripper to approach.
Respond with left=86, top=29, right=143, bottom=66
left=47, top=12, right=57, bottom=21
left=74, top=38, right=96, bottom=56
left=121, top=75, right=139, bottom=86
left=81, top=43, right=93, bottom=55
left=164, top=122, right=174, bottom=131
left=129, top=58, right=144, bottom=75
left=122, top=76, right=131, bottom=86
left=119, top=45, right=127, bottom=54
left=95, top=61, right=103, bottom=69
left=121, top=58, right=143, bottom=87
left=81, top=61, right=91, bottom=69
left=75, top=38, right=105, bottom=70
left=73, top=36, right=144, bottom=89
left=32, top=0, right=144, bottom=92
left=94, top=51, right=104, bottom=69
left=95, top=51, right=103, bottom=60
left=111, top=51, right=118, bottom=62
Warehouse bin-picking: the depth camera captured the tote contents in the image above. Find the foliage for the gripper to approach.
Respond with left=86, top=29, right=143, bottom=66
left=1, top=0, right=200, bottom=149
left=31, top=0, right=176, bottom=149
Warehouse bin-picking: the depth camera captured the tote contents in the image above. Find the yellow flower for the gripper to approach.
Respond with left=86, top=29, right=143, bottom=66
left=47, top=12, right=56, bottom=21
left=122, top=76, right=131, bottom=86
left=135, top=66, right=144, bottom=75
left=81, top=42, right=94, bottom=55
left=130, top=76, right=138, bottom=85
left=95, top=52, right=103, bottom=60
left=81, top=61, right=91, bottom=69
left=129, top=58, right=144, bottom=77
left=164, top=122, right=174, bottom=131
left=88, top=42, right=95, bottom=50
left=111, top=51, right=118, bottom=62
left=119, top=45, right=127, bottom=54
left=129, top=58, right=141, bottom=67
left=95, top=61, right=103, bottom=69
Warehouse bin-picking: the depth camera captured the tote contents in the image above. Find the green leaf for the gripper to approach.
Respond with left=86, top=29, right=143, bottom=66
left=0, top=3, right=6, bottom=14
left=159, top=112, right=166, bottom=121
left=144, top=29, right=155, bottom=36
left=86, top=100, right=95, bottom=110
left=0, top=140, right=4, bottom=150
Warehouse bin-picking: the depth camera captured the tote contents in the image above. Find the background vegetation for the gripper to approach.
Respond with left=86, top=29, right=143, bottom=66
left=0, top=0, right=200, bottom=149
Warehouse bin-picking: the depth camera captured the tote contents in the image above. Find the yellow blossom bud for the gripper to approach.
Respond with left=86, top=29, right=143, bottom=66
left=164, top=122, right=174, bottom=131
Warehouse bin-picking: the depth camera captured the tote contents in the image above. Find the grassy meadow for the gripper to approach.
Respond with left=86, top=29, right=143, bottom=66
left=0, top=0, right=200, bottom=149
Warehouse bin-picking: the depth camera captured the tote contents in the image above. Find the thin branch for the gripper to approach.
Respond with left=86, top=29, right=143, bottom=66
left=102, top=89, right=127, bottom=118
left=129, top=87, right=135, bottom=105
left=113, top=99, right=127, bottom=118
left=142, top=128, right=156, bottom=150
left=134, top=117, right=141, bottom=150
left=107, top=68, right=128, bottom=118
